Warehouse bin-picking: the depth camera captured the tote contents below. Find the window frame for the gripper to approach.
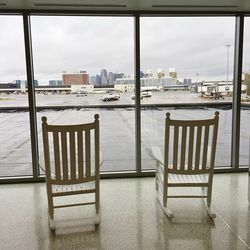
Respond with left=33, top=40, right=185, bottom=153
left=0, top=11, right=248, bottom=183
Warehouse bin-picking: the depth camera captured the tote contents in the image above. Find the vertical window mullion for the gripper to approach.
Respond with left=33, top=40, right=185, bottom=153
left=135, top=15, right=141, bottom=174
left=231, top=14, right=244, bottom=169
left=23, top=13, right=39, bottom=180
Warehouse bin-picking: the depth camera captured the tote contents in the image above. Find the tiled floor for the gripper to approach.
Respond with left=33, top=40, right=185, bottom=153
left=0, top=173, right=250, bottom=250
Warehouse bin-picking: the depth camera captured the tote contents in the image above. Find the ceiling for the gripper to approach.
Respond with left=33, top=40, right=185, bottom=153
left=0, top=0, right=250, bottom=12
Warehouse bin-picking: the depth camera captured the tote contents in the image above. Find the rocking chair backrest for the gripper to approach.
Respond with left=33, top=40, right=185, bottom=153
left=42, top=114, right=100, bottom=185
left=164, top=112, right=219, bottom=175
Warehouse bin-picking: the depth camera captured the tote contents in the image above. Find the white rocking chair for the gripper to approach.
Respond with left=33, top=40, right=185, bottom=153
left=42, top=114, right=101, bottom=229
left=152, top=111, right=219, bottom=219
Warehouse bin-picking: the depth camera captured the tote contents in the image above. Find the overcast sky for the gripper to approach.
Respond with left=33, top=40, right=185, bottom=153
left=0, top=15, right=250, bottom=84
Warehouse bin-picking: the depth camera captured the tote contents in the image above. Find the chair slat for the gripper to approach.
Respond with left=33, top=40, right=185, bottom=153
left=164, top=115, right=170, bottom=170
left=77, top=130, right=84, bottom=179
left=180, top=126, right=187, bottom=170
left=85, top=130, right=91, bottom=177
left=42, top=118, right=51, bottom=179
left=173, top=126, right=179, bottom=170
left=210, top=112, right=219, bottom=169
left=195, top=126, right=202, bottom=170
left=53, top=131, right=61, bottom=180
left=94, top=119, right=100, bottom=174
left=202, top=125, right=210, bottom=169
left=61, top=131, right=68, bottom=180
left=188, top=125, right=194, bottom=170
left=70, top=131, right=76, bottom=179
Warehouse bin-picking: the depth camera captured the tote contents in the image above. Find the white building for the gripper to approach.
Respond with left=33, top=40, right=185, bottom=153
left=197, top=81, right=247, bottom=94
left=71, top=84, right=94, bottom=94
left=114, top=76, right=177, bottom=90
left=114, top=84, right=134, bottom=92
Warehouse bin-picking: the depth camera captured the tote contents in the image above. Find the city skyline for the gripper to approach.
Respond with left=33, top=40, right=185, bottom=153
left=1, top=16, right=250, bottom=83
left=0, top=67, right=239, bottom=86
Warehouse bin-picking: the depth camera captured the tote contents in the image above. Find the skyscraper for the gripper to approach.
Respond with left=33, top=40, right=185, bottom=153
left=95, top=74, right=101, bottom=85
left=113, top=73, right=124, bottom=80
left=146, top=69, right=153, bottom=78
left=100, top=69, right=108, bottom=85
left=140, top=71, right=145, bottom=78
left=108, top=72, right=114, bottom=84
left=169, top=68, right=177, bottom=79
left=90, top=76, right=96, bottom=85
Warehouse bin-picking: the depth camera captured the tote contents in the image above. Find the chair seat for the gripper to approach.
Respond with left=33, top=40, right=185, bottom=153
left=52, top=181, right=95, bottom=194
left=156, top=164, right=209, bottom=184
left=168, top=173, right=209, bottom=184
left=51, top=172, right=96, bottom=180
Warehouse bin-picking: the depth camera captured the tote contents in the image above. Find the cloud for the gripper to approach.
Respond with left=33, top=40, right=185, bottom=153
left=0, top=15, right=250, bottom=83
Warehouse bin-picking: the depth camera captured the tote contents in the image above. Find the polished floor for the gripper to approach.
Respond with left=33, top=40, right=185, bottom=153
left=1, top=173, right=250, bottom=250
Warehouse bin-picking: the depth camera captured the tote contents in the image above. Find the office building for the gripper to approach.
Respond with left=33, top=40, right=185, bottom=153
left=62, top=72, right=89, bottom=85
left=169, top=68, right=177, bottom=79
left=24, top=80, right=38, bottom=88
left=49, top=80, right=63, bottom=86
left=90, top=76, right=96, bottom=85
left=95, top=74, right=101, bottom=85
left=243, top=72, right=250, bottom=95
left=183, top=78, right=192, bottom=86
left=108, top=72, right=114, bottom=84
left=100, top=69, right=108, bottom=85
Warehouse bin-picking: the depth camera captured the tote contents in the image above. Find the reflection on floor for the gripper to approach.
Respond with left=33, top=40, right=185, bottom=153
left=0, top=173, right=250, bottom=250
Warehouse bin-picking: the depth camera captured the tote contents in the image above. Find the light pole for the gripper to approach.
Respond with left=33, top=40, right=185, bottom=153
left=225, top=44, right=231, bottom=92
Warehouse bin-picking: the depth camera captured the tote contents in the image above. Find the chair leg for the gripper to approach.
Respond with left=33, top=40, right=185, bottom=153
left=205, top=186, right=216, bottom=219
left=95, top=193, right=100, bottom=214
left=207, top=185, right=212, bottom=207
left=163, top=191, right=167, bottom=207
left=95, top=189, right=100, bottom=225
left=48, top=197, right=55, bottom=230
left=161, top=186, right=174, bottom=218
left=157, top=194, right=174, bottom=219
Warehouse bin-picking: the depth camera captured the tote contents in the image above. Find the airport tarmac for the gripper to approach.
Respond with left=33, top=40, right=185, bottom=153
left=0, top=91, right=233, bottom=107
left=0, top=92, right=249, bottom=177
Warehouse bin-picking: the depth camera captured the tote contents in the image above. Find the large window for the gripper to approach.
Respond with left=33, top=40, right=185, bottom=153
left=140, top=17, right=235, bottom=170
left=30, top=16, right=135, bottom=173
left=0, top=14, right=248, bottom=181
left=0, top=15, right=32, bottom=177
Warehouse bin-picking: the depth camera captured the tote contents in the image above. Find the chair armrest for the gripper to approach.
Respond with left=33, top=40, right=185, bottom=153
left=151, top=146, right=164, bottom=166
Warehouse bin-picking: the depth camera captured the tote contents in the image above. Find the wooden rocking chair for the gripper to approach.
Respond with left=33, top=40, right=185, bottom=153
left=42, top=114, right=100, bottom=229
left=152, top=111, right=219, bottom=218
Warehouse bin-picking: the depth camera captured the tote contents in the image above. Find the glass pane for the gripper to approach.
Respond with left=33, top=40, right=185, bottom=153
left=0, top=15, right=32, bottom=177
left=241, top=17, right=250, bottom=167
left=30, top=16, right=135, bottom=173
left=140, top=17, right=235, bottom=170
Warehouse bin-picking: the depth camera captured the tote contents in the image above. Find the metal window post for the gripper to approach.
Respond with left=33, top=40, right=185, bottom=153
left=231, top=14, right=244, bottom=169
left=135, top=15, right=141, bottom=174
left=23, top=13, right=40, bottom=180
